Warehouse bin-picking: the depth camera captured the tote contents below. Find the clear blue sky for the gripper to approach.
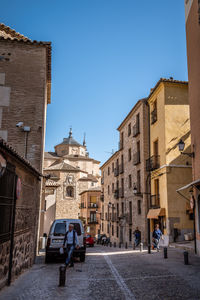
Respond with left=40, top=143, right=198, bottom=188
left=1, top=0, right=187, bottom=165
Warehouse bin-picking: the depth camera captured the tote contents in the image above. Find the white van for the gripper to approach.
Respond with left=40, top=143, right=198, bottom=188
left=45, top=219, right=86, bottom=263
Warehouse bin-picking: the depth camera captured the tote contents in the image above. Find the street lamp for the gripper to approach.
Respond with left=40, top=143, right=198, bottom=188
left=178, top=139, right=194, bottom=158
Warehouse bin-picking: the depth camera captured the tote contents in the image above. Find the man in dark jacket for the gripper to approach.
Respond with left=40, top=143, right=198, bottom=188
left=133, top=227, right=141, bottom=247
left=62, top=224, right=79, bottom=267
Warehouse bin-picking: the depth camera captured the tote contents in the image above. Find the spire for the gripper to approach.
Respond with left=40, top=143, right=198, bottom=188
left=69, top=127, right=72, bottom=138
left=83, top=133, right=86, bottom=147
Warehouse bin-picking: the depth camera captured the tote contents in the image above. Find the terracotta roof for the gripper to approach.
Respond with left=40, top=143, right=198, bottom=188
left=45, top=179, right=60, bottom=187
left=0, top=139, right=41, bottom=177
left=44, top=160, right=87, bottom=173
left=0, top=23, right=51, bottom=104
left=148, top=78, right=188, bottom=100
left=79, top=187, right=101, bottom=195
left=78, top=174, right=98, bottom=182
left=44, top=152, right=59, bottom=159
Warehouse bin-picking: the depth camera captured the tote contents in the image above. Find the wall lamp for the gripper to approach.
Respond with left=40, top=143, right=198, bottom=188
left=178, top=139, right=194, bottom=158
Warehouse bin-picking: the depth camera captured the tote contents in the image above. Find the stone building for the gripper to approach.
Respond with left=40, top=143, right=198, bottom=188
left=100, top=99, right=149, bottom=246
left=147, top=78, right=193, bottom=245
left=0, top=23, right=51, bottom=244
left=79, top=188, right=101, bottom=237
left=0, top=139, right=41, bottom=288
left=43, top=129, right=100, bottom=235
left=181, top=0, right=200, bottom=255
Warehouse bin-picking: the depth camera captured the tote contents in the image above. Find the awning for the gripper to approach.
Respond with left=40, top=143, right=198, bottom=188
left=147, top=208, right=165, bottom=219
left=176, top=179, right=200, bottom=192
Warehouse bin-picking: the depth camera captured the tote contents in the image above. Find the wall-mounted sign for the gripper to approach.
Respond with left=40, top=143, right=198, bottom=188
left=0, top=154, right=6, bottom=177
left=16, top=177, right=22, bottom=200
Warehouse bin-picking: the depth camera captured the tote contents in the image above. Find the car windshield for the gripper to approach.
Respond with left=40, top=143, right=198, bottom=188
left=70, top=223, right=81, bottom=236
left=54, top=223, right=66, bottom=236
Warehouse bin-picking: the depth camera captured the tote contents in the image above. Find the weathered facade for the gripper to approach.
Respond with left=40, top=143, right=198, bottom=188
left=79, top=188, right=101, bottom=237
left=147, top=78, right=193, bottom=245
left=100, top=99, right=149, bottom=246
left=184, top=0, right=200, bottom=255
left=0, top=23, right=52, bottom=247
left=43, top=129, right=101, bottom=235
left=0, top=140, right=41, bottom=288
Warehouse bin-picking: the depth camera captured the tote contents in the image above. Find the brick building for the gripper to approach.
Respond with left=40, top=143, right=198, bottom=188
left=100, top=99, right=149, bottom=246
left=0, top=23, right=51, bottom=244
left=0, top=139, right=41, bottom=288
left=43, top=129, right=101, bottom=235
left=79, top=188, right=101, bottom=237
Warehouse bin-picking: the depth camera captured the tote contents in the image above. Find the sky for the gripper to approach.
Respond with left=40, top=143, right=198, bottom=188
left=1, top=0, right=188, bottom=165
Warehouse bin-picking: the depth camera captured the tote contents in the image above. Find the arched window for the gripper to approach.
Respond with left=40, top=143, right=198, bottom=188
left=66, top=186, right=74, bottom=198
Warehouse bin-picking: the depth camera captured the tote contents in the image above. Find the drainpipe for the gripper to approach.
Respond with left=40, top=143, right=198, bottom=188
left=146, top=100, right=151, bottom=254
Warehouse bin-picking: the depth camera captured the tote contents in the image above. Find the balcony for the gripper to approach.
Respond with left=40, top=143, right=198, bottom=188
left=114, top=189, right=119, bottom=199
left=114, top=167, right=119, bottom=177
left=88, top=203, right=98, bottom=209
left=100, top=194, right=104, bottom=202
left=133, top=122, right=140, bottom=137
left=150, top=194, right=160, bottom=208
left=101, top=177, right=104, bottom=185
left=119, top=164, right=124, bottom=174
left=133, top=152, right=140, bottom=165
left=151, top=109, right=157, bottom=124
left=146, top=155, right=160, bottom=171
left=119, top=188, right=124, bottom=198
left=88, top=220, right=98, bottom=224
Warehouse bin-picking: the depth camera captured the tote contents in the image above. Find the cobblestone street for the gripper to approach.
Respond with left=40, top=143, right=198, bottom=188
left=0, top=245, right=200, bottom=300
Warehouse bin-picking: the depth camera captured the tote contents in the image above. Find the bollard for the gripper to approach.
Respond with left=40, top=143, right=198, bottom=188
left=125, top=242, right=128, bottom=249
left=110, top=242, right=112, bottom=247
left=59, top=265, right=66, bottom=287
left=114, top=242, right=116, bottom=248
left=164, top=247, right=168, bottom=259
left=133, top=243, right=135, bottom=250
left=140, top=243, right=143, bottom=252
left=119, top=242, right=121, bottom=248
left=184, top=251, right=189, bottom=265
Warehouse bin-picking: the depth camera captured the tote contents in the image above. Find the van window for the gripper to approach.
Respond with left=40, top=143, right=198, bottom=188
left=54, top=223, right=66, bottom=236
left=70, top=223, right=81, bottom=236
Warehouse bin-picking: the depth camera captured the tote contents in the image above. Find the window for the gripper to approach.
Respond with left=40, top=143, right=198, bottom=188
left=112, top=163, right=114, bottom=172
left=107, top=224, right=109, bottom=234
left=136, top=113, right=140, bottom=131
left=129, top=174, right=132, bottom=188
left=102, top=222, right=104, bottom=232
left=70, top=223, right=81, bottom=235
left=129, top=201, right=132, bottom=222
left=151, top=99, right=157, bottom=124
left=120, top=132, right=124, bottom=149
left=137, top=200, right=141, bottom=215
left=54, top=223, right=66, bottom=236
left=137, top=141, right=140, bottom=162
left=66, top=186, right=74, bottom=197
left=112, top=225, right=114, bottom=236
left=121, top=202, right=124, bottom=215
left=108, top=167, right=110, bottom=176
left=90, top=212, right=96, bottom=222
left=129, top=229, right=132, bottom=242
left=128, top=123, right=131, bottom=136
left=117, top=226, right=119, bottom=238
left=117, top=203, right=119, bottom=217
left=137, top=170, right=141, bottom=194
left=112, top=183, right=114, bottom=193
left=128, top=148, right=132, bottom=161
left=108, top=185, right=110, bottom=195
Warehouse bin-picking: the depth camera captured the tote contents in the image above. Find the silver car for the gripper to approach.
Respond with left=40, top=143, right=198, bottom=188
left=45, top=219, right=86, bottom=263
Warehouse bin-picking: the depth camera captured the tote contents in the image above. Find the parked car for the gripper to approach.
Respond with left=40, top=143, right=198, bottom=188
left=45, top=219, right=86, bottom=263
left=86, top=235, right=94, bottom=247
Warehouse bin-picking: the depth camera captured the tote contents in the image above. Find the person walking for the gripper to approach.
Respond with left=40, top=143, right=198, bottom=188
left=152, top=224, right=162, bottom=252
left=62, top=224, right=79, bottom=267
left=133, top=227, right=141, bottom=248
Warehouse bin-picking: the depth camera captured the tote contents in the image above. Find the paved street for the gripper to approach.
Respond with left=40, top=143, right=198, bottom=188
left=0, top=245, right=200, bottom=300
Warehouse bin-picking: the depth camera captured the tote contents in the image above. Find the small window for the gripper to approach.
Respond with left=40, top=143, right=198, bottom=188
left=128, top=148, right=131, bottom=161
left=108, top=167, right=110, bottom=176
left=70, top=223, right=81, bottom=235
left=54, top=223, right=66, bottom=236
left=129, top=174, right=132, bottom=188
left=112, top=225, right=114, bottom=236
left=66, top=186, right=74, bottom=197
left=128, top=123, right=131, bottom=136
left=108, top=185, right=110, bottom=195
left=117, top=226, right=119, bottom=238
left=107, top=224, right=109, bottom=234
left=112, top=183, right=114, bottom=193
left=102, top=222, right=104, bottom=231
left=138, top=200, right=141, bottom=215
left=129, top=228, right=132, bottom=242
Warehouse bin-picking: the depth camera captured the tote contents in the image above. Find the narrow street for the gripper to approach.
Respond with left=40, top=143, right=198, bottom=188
left=0, top=245, right=200, bottom=300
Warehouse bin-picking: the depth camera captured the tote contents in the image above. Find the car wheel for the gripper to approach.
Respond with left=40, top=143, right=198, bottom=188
left=80, top=253, right=85, bottom=262
left=45, top=253, right=52, bottom=263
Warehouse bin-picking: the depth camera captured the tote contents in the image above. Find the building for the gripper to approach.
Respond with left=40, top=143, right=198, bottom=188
left=43, top=129, right=100, bottom=235
left=100, top=99, right=149, bottom=246
left=183, top=0, right=200, bottom=255
left=147, top=78, right=193, bottom=245
left=79, top=188, right=101, bottom=237
left=0, top=139, right=41, bottom=288
left=0, top=23, right=51, bottom=245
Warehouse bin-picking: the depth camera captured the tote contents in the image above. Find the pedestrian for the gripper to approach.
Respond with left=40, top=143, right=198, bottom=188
left=152, top=224, right=162, bottom=252
left=62, top=224, right=79, bottom=267
left=133, top=227, right=141, bottom=247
